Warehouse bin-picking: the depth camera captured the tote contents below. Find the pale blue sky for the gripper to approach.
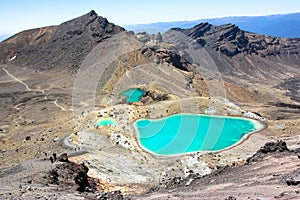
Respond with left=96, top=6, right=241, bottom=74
left=1, top=0, right=300, bottom=35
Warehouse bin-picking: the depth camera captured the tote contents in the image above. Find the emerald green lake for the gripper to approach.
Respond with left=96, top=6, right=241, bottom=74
left=135, top=114, right=264, bottom=155
left=96, top=118, right=117, bottom=127
left=120, top=88, right=145, bottom=103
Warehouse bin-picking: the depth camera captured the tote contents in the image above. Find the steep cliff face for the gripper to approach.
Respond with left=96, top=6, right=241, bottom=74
left=168, top=23, right=300, bottom=81
left=179, top=22, right=300, bottom=58
left=0, top=10, right=124, bottom=71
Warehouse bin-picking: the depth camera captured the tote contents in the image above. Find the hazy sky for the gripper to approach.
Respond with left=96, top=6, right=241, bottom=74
left=1, top=0, right=300, bottom=35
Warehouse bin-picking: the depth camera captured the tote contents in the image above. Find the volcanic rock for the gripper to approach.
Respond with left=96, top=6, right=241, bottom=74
left=246, top=140, right=290, bottom=163
left=46, top=161, right=97, bottom=192
left=0, top=10, right=124, bottom=71
left=167, top=23, right=300, bottom=81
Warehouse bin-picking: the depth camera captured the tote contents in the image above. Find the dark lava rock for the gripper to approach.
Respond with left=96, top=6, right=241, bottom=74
left=165, top=177, right=182, bottom=189
left=98, top=190, right=123, bottom=200
left=259, top=140, right=289, bottom=153
left=154, top=48, right=192, bottom=71
left=294, top=148, right=300, bottom=158
left=74, top=163, right=90, bottom=192
left=147, top=186, right=160, bottom=193
left=272, top=102, right=300, bottom=109
left=50, top=156, right=54, bottom=163
left=46, top=162, right=97, bottom=192
left=52, top=153, right=57, bottom=161
left=25, top=136, right=31, bottom=141
left=58, top=153, right=68, bottom=162
left=247, top=140, right=290, bottom=164
left=286, top=176, right=300, bottom=186
left=141, top=90, right=169, bottom=104
left=293, top=148, right=300, bottom=154
left=48, top=169, right=59, bottom=185
left=252, top=111, right=262, bottom=117
left=171, top=177, right=182, bottom=186
left=225, top=196, right=236, bottom=200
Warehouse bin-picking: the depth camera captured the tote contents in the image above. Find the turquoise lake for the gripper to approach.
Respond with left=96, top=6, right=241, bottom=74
left=120, top=88, right=146, bottom=103
left=135, top=114, right=264, bottom=155
left=96, top=118, right=117, bottom=126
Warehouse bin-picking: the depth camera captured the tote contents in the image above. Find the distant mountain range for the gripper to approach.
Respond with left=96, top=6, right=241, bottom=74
left=125, top=13, right=300, bottom=38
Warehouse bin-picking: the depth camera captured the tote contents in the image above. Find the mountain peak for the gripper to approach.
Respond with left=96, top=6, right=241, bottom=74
left=89, top=10, right=97, bottom=17
left=0, top=10, right=125, bottom=70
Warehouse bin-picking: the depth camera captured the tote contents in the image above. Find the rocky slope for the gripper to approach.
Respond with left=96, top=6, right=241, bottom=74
left=167, top=23, right=300, bottom=82
left=130, top=141, right=300, bottom=200
left=0, top=10, right=124, bottom=71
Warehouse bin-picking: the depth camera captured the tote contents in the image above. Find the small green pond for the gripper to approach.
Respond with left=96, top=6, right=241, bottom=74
left=120, top=88, right=146, bottom=103
left=96, top=118, right=117, bottom=127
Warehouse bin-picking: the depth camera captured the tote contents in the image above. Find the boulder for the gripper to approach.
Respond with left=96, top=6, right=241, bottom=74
left=246, top=140, right=290, bottom=164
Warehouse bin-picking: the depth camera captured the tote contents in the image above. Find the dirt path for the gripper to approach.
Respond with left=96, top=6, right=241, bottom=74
left=54, top=99, right=66, bottom=111
left=2, top=67, right=32, bottom=91
left=54, top=99, right=73, bottom=111
left=2, top=65, right=72, bottom=111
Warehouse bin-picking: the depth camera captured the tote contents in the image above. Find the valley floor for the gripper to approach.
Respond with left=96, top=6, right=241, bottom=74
left=0, top=64, right=299, bottom=199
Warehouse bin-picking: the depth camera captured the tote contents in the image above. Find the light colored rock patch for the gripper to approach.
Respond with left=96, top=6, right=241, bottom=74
left=205, top=106, right=217, bottom=115
left=182, top=154, right=212, bottom=177
left=226, top=107, right=240, bottom=115
left=110, top=132, right=131, bottom=149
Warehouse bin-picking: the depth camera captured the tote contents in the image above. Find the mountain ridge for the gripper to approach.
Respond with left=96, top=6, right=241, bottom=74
left=125, top=12, right=300, bottom=38
left=160, top=22, right=300, bottom=82
left=1, top=11, right=299, bottom=83
left=0, top=10, right=124, bottom=71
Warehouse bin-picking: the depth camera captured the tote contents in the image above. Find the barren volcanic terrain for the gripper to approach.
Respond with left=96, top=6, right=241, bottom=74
left=0, top=11, right=299, bottom=199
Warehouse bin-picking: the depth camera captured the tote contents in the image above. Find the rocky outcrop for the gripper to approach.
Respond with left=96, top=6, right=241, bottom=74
left=47, top=159, right=98, bottom=192
left=176, top=23, right=300, bottom=58
left=166, top=23, right=300, bottom=81
left=286, top=174, right=300, bottom=186
left=153, top=48, right=192, bottom=71
left=137, top=32, right=194, bottom=71
left=98, top=190, right=123, bottom=200
left=246, top=140, right=290, bottom=164
left=141, top=90, right=169, bottom=104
